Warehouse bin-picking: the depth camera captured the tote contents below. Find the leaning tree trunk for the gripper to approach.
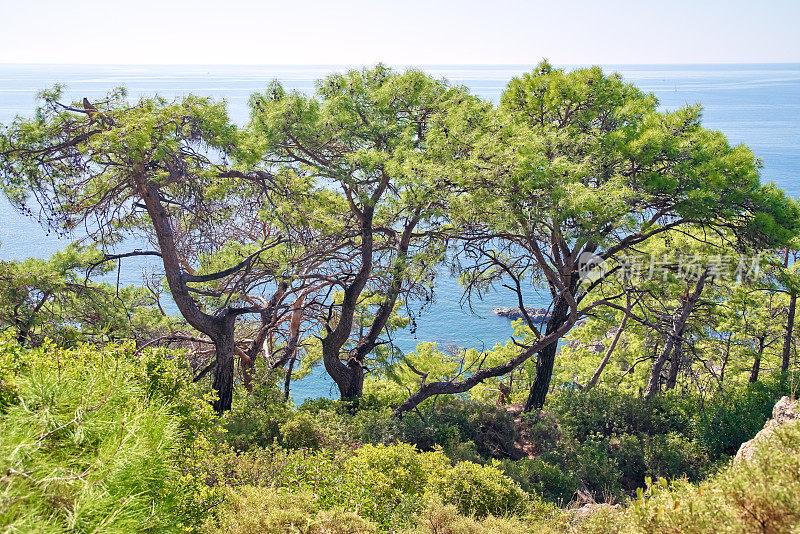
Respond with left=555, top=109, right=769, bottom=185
left=644, top=270, right=708, bottom=400
left=586, top=295, right=632, bottom=390
left=137, top=171, right=239, bottom=415
left=782, top=292, right=796, bottom=374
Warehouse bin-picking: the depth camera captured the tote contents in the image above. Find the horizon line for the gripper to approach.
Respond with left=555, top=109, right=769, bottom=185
left=1, top=61, right=799, bottom=67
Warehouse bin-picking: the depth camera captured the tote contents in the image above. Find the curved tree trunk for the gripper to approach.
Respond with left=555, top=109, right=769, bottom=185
left=137, top=170, right=238, bottom=415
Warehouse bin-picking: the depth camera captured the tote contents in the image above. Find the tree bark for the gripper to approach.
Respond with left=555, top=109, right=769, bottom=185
left=750, top=334, right=766, bottom=383
left=664, top=330, right=683, bottom=391
left=211, top=315, right=237, bottom=413
left=782, top=292, right=796, bottom=374
left=644, top=270, right=708, bottom=400
left=392, top=314, right=578, bottom=418
left=523, top=293, right=570, bottom=412
left=322, top=205, right=417, bottom=402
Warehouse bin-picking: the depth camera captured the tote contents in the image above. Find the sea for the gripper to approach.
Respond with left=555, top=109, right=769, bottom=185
left=1, top=64, right=798, bottom=402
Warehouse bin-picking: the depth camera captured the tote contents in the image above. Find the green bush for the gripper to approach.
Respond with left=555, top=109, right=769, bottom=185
left=693, top=377, right=790, bottom=456
left=392, top=400, right=520, bottom=461
left=407, top=497, right=562, bottom=534
left=203, top=486, right=377, bottom=534
left=281, top=410, right=331, bottom=450
left=498, top=457, right=578, bottom=505
left=426, top=460, right=529, bottom=518
left=344, top=443, right=450, bottom=529
left=223, top=378, right=290, bottom=451
left=566, top=438, right=623, bottom=500
left=547, top=388, right=689, bottom=443
left=581, top=421, right=800, bottom=533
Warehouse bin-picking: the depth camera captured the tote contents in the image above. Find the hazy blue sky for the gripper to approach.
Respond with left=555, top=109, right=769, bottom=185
left=1, top=0, right=798, bottom=64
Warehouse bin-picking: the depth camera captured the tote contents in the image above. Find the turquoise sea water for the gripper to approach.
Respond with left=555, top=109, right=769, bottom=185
left=1, top=64, right=798, bottom=401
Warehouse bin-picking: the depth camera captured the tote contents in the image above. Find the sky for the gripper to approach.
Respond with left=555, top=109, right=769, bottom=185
left=1, top=0, right=798, bottom=65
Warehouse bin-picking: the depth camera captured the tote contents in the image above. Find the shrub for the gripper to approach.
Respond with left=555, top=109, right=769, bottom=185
left=580, top=421, right=800, bottom=533
left=393, top=400, right=520, bottom=461
left=566, top=438, right=623, bottom=500
left=547, top=388, right=689, bottom=443
left=407, top=497, right=556, bottom=534
left=344, top=443, right=451, bottom=529
left=224, top=378, right=290, bottom=451
left=426, top=460, right=529, bottom=518
left=203, top=486, right=377, bottom=534
left=642, top=432, right=711, bottom=482
left=281, top=410, right=331, bottom=450
left=693, top=377, right=788, bottom=456
left=498, top=457, right=578, bottom=505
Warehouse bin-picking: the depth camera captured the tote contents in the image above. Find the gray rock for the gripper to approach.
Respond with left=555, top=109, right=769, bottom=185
left=735, top=396, right=800, bottom=463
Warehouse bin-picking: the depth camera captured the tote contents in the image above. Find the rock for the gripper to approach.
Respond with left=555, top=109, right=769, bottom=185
left=492, top=307, right=586, bottom=326
left=735, top=396, right=800, bottom=463
left=492, top=307, right=551, bottom=321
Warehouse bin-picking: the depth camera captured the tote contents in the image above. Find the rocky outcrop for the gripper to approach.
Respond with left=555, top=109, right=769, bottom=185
left=492, top=307, right=551, bottom=321
left=735, top=396, right=800, bottom=463
left=492, top=307, right=586, bottom=326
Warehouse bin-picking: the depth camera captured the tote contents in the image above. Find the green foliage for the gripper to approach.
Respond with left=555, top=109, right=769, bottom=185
left=223, top=378, right=290, bottom=451
left=693, top=375, right=794, bottom=456
left=0, top=337, right=201, bottom=532
left=389, top=399, right=520, bottom=461
left=0, top=243, right=175, bottom=347
left=406, top=496, right=562, bottom=534
left=426, top=460, right=529, bottom=518
left=497, top=457, right=578, bottom=505
left=546, top=388, right=691, bottom=443
left=2, top=63, right=800, bottom=533
left=203, top=486, right=377, bottom=534
left=581, top=421, right=800, bottom=533
left=280, top=410, right=334, bottom=450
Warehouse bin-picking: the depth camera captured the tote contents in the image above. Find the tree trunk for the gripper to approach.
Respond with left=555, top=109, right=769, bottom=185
left=284, top=352, right=296, bottom=399
left=321, top=341, right=365, bottom=401
left=137, top=171, right=236, bottom=415
left=782, top=292, right=796, bottom=374
left=720, top=333, right=731, bottom=385
left=644, top=271, right=708, bottom=400
left=524, top=295, right=569, bottom=412
left=664, top=331, right=683, bottom=391
left=211, top=316, right=237, bottom=413
left=750, top=334, right=766, bottom=383
left=586, top=295, right=632, bottom=390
